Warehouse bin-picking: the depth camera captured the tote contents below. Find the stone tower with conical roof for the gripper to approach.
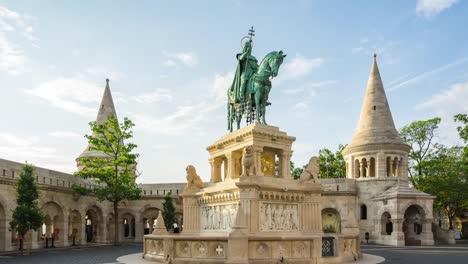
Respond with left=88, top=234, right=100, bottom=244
left=342, top=55, right=410, bottom=180
left=76, top=79, right=118, bottom=169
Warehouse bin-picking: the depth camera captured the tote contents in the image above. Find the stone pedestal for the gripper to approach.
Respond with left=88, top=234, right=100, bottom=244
left=143, top=124, right=361, bottom=263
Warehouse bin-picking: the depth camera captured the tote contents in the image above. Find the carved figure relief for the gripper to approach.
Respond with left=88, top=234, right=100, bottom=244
left=241, top=146, right=256, bottom=176
left=201, top=204, right=238, bottom=230
left=259, top=203, right=299, bottom=231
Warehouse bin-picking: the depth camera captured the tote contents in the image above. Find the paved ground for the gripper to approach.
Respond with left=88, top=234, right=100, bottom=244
left=0, top=243, right=142, bottom=264
left=0, top=243, right=467, bottom=264
left=362, top=244, right=468, bottom=264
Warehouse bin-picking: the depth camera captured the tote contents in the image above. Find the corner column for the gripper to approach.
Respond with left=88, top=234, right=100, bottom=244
left=280, top=150, right=293, bottom=179
left=209, top=158, right=222, bottom=183
left=181, top=194, right=200, bottom=233
left=252, top=146, right=264, bottom=176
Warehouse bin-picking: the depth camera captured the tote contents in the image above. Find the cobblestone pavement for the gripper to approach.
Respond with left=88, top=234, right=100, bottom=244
left=1, top=243, right=467, bottom=264
left=362, top=244, right=468, bottom=264
left=0, top=243, right=142, bottom=264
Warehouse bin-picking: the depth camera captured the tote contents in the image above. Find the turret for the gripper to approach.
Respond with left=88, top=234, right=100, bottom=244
left=76, top=79, right=118, bottom=170
left=342, top=55, right=410, bottom=180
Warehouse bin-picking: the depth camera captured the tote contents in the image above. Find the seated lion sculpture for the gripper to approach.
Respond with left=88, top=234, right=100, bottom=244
left=184, top=165, right=204, bottom=192
left=299, top=156, right=320, bottom=183
left=241, top=146, right=256, bottom=177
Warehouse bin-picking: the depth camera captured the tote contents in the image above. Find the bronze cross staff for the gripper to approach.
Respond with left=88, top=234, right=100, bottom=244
left=248, top=26, right=255, bottom=41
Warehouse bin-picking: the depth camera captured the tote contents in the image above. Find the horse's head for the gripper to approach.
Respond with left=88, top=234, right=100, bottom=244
left=269, top=50, right=287, bottom=77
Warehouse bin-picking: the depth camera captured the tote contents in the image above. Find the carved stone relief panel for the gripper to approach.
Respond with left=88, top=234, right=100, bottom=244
left=272, top=241, right=291, bottom=259
left=291, top=240, right=311, bottom=258
left=175, top=241, right=191, bottom=258
left=208, top=241, right=226, bottom=258
left=146, top=239, right=164, bottom=256
left=200, top=203, right=238, bottom=230
left=191, top=241, right=208, bottom=258
left=259, top=202, right=299, bottom=231
left=249, top=241, right=272, bottom=259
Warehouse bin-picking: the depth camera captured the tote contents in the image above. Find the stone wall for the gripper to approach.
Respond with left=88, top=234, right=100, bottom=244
left=0, top=158, right=183, bottom=252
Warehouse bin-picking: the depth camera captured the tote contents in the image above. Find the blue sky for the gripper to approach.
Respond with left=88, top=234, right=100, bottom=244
left=0, top=0, right=467, bottom=183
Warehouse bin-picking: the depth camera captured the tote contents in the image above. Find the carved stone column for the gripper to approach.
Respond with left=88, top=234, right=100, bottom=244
left=209, top=158, right=222, bottom=183
left=134, top=216, right=144, bottom=242
left=252, top=146, right=263, bottom=176
left=391, top=218, right=405, bottom=246
left=181, top=194, right=200, bottom=233
left=281, top=150, right=293, bottom=179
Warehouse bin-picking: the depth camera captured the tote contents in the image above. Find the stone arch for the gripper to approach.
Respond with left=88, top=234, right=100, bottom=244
left=369, top=157, right=376, bottom=177
left=68, top=210, right=82, bottom=245
left=84, top=205, right=104, bottom=243
left=121, top=212, right=136, bottom=239
left=381, top=212, right=393, bottom=235
left=321, top=208, right=341, bottom=233
left=141, top=207, right=160, bottom=235
left=403, top=204, right=426, bottom=246
left=41, top=201, right=65, bottom=246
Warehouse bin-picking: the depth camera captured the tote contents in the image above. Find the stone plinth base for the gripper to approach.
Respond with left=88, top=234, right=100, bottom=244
left=143, top=233, right=361, bottom=264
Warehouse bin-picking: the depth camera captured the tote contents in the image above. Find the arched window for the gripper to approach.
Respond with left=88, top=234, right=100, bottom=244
left=361, top=158, right=368, bottom=177
left=124, top=218, right=129, bottom=238
left=386, top=157, right=391, bottom=176
left=369, top=157, right=376, bottom=177
left=381, top=212, right=393, bottom=235
left=360, top=204, right=367, bottom=220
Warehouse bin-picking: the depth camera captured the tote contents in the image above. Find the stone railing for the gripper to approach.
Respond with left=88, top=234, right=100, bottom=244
left=319, top=178, right=357, bottom=193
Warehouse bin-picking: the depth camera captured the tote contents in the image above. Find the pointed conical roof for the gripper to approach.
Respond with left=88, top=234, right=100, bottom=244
left=152, top=211, right=169, bottom=235
left=76, top=79, right=118, bottom=163
left=95, top=79, right=117, bottom=125
left=344, top=55, right=407, bottom=154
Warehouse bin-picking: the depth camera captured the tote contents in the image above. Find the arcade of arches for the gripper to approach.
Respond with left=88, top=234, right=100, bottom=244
left=0, top=178, right=183, bottom=252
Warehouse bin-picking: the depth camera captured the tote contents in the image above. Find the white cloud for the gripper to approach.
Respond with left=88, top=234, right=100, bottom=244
left=131, top=89, right=172, bottom=104
left=416, top=81, right=468, bottom=112
left=279, top=55, right=323, bottom=81
left=388, top=57, right=468, bottom=92
left=416, top=0, right=458, bottom=17
left=0, top=132, right=75, bottom=173
left=48, top=131, right=82, bottom=138
left=0, top=32, right=27, bottom=74
left=415, top=81, right=468, bottom=145
left=25, top=77, right=102, bottom=116
left=0, top=5, right=38, bottom=75
left=282, top=80, right=336, bottom=95
left=131, top=72, right=231, bottom=135
left=213, top=71, right=234, bottom=101
left=163, top=51, right=199, bottom=67
left=175, top=52, right=198, bottom=66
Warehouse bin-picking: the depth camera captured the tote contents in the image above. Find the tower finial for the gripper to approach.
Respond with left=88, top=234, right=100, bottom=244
left=373, top=53, right=377, bottom=61
left=106, top=78, right=109, bottom=85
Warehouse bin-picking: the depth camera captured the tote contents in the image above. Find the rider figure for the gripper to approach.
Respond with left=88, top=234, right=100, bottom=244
left=237, top=39, right=258, bottom=101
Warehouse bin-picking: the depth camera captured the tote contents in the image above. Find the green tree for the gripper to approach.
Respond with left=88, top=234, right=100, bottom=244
left=162, top=191, right=177, bottom=231
left=417, top=146, right=468, bottom=229
left=9, top=164, right=44, bottom=254
left=400, top=117, right=441, bottom=181
left=74, top=116, right=141, bottom=245
left=318, top=144, right=346, bottom=178
left=454, top=113, right=468, bottom=143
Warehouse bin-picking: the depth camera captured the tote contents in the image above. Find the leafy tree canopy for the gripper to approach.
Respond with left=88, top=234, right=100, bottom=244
left=318, top=144, right=346, bottom=178
left=73, top=116, right=141, bottom=244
